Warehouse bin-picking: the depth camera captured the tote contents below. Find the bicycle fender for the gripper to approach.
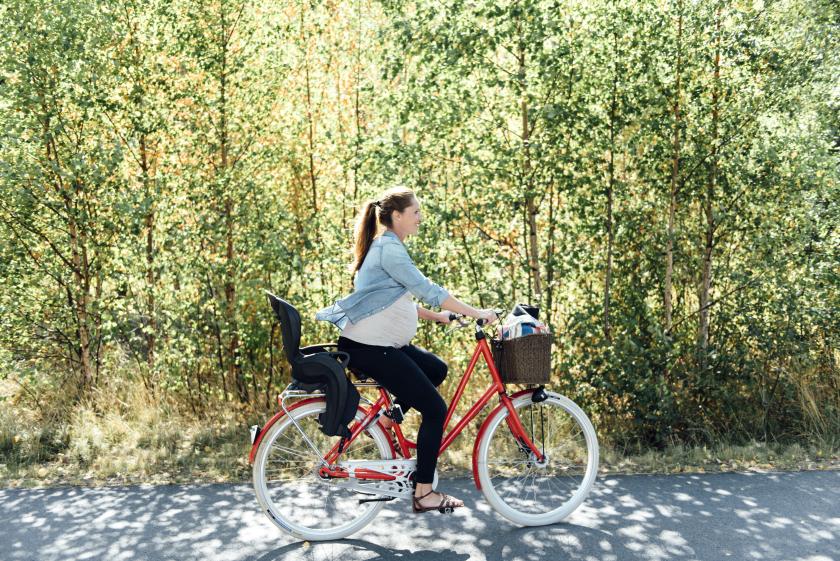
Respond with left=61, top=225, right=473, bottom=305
left=471, top=388, right=535, bottom=490
left=248, top=398, right=395, bottom=464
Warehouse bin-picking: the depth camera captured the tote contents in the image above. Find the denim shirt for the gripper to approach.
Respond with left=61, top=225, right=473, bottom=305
left=315, top=230, right=450, bottom=330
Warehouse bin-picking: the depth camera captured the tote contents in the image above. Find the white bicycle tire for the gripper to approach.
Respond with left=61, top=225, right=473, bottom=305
left=476, top=391, right=599, bottom=526
left=252, top=400, right=393, bottom=541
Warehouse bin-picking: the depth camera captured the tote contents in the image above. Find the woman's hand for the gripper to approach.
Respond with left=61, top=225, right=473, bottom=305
left=477, top=309, right=499, bottom=325
left=435, top=311, right=453, bottom=324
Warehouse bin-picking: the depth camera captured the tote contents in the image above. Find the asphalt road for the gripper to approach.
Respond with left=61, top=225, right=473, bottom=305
left=1, top=471, right=837, bottom=561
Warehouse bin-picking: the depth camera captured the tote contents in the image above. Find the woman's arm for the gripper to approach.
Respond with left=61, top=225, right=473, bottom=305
left=419, top=297, right=497, bottom=324
left=440, top=295, right=497, bottom=323
left=381, top=243, right=449, bottom=307
left=417, top=305, right=449, bottom=323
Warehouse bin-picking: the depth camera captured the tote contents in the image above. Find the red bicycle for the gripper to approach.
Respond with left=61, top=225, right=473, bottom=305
left=248, top=301, right=598, bottom=541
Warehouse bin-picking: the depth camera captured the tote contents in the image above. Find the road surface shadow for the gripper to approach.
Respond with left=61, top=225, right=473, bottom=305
left=0, top=471, right=837, bottom=560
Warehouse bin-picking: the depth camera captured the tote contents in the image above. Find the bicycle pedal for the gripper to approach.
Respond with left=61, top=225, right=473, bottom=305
left=439, top=507, right=454, bottom=514
left=358, top=496, right=396, bottom=504
left=386, top=404, right=404, bottom=424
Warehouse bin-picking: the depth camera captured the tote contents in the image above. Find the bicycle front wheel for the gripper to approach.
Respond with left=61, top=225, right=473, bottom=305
left=476, top=390, right=599, bottom=526
left=252, top=399, right=393, bottom=541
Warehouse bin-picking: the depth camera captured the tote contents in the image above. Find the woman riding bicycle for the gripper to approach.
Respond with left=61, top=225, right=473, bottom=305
left=316, top=185, right=498, bottom=513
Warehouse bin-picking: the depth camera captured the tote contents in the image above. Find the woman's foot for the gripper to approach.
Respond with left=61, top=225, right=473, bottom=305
left=413, top=490, right=464, bottom=510
left=413, top=483, right=464, bottom=511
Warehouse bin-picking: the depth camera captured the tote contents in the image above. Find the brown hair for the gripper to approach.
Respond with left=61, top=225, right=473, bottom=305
left=350, top=186, right=417, bottom=279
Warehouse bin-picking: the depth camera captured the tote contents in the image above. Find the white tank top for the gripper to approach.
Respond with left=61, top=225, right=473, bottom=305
left=340, top=291, right=418, bottom=348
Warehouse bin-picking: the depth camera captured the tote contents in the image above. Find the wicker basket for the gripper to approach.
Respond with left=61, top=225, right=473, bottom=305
left=491, top=333, right=551, bottom=384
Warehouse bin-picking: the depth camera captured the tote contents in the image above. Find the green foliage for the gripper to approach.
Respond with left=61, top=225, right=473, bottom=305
left=0, top=0, right=837, bottom=458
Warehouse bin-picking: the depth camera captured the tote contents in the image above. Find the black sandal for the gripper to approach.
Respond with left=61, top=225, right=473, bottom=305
left=412, top=489, right=464, bottom=514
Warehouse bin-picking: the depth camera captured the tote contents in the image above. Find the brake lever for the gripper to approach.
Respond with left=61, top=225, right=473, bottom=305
left=439, top=309, right=505, bottom=332
left=437, top=312, right=469, bottom=332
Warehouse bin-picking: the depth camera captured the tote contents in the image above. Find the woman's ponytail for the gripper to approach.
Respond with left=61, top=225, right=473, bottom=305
left=351, top=201, right=379, bottom=279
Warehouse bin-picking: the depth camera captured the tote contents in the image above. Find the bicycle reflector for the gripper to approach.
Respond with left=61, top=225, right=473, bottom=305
left=250, top=425, right=261, bottom=445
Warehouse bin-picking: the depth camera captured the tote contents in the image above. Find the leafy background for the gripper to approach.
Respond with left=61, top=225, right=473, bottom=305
left=0, top=0, right=837, bottom=483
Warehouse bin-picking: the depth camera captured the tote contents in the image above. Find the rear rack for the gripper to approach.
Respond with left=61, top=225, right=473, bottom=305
left=273, top=380, right=393, bottom=469
left=279, top=380, right=382, bottom=399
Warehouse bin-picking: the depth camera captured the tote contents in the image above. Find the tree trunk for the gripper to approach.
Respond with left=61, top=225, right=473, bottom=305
left=219, top=4, right=246, bottom=403
left=460, top=231, right=485, bottom=308
left=664, top=1, right=683, bottom=334
left=546, top=177, right=557, bottom=334
left=699, top=7, right=721, bottom=361
left=547, top=62, right=576, bottom=334
left=45, top=112, right=94, bottom=394
left=140, top=134, right=157, bottom=375
left=94, top=250, right=103, bottom=387
left=604, top=31, right=619, bottom=342
left=68, top=180, right=93, bottom=392
left=518, top=20, right=542, bottom=305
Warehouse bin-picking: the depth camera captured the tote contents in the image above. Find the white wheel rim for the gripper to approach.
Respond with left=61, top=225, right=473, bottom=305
left=252, top=401, right=392, bottom=540
left=477, top=392, right=599, bottom=526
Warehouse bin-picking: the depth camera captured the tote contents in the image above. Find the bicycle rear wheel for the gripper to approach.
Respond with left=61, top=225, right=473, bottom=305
left=476, top=390, right=598, bottom=526
left=252, top=399, right=393, bottom=541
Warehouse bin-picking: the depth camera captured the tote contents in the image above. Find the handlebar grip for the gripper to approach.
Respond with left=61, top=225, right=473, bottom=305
left=437, top=312, right=460, bottom=325
left=477, top=310, right=504, bottom=326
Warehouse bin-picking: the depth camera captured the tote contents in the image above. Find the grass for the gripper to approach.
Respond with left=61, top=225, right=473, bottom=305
left=1, top=379, right=837, bottom=488
left=0, top=414, right=253, bottom=488
left=0, top=378, right=254, bottom=488
left=596, top=439, right=839, bottom=475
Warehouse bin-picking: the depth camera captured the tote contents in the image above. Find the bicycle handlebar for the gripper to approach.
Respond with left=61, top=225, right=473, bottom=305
left=436, top=309, right=505, bottom=328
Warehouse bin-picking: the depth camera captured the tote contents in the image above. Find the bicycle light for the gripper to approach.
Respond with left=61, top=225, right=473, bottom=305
left=531, top=386, right=548, bottom=403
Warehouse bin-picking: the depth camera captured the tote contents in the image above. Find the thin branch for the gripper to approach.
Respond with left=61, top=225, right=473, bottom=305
left=669, top=273, right=764, bottom=334
left=0, top=199, right=79, bottom=276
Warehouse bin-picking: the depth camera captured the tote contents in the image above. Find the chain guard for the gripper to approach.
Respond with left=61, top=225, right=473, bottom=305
left=330, top=459, right=419, bottom=499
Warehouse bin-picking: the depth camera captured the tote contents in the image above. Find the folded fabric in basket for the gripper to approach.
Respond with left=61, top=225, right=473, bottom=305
left=500, top=311, right=549, bottom=340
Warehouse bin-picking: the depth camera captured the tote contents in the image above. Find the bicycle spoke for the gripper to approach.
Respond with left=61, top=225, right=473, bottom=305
left=269, top=443, right=320, bottom=460
left=486, top=459, right=531, bottom=466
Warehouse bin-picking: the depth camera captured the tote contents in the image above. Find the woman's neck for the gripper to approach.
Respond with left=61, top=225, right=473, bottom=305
left=386, top=228, right=407, bottom=243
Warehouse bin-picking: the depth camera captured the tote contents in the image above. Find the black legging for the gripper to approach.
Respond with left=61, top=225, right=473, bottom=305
left=337, top=335, right=448, bottom=484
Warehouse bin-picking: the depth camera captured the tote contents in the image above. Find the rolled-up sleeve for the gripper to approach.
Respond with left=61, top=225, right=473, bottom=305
left=381, top=242, right=450, bottom=307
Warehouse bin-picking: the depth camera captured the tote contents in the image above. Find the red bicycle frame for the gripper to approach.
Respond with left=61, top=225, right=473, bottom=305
left=310, top=329, right=546, bottom=485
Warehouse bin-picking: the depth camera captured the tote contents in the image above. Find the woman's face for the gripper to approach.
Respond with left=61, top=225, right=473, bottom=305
left=393, top=198, right=422, bottom=238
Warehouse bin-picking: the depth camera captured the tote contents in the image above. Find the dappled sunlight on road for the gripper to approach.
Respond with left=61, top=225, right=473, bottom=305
left=0, top=471, right=837, bottom=560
